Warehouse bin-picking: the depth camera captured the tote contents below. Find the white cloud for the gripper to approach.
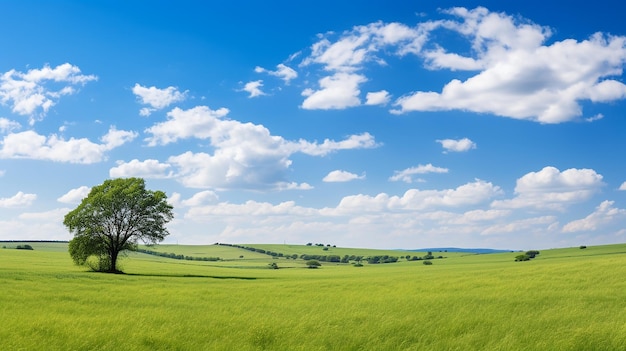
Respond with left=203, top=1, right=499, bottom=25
left=303, top=21, right=424, bottom=71
left=57, top=186, right=91, bottom=204
left=492, top=166, right=604, bottom=210
left=255, top=64, right=298, bottom=84
left=18, top=208, right=69, bottom=221
left=481, top=215, right=558, bottom=236
left=301, top=73, right=366, bottom=109
left=100, top=127, right=138, bottom=150
left=180, top=190, right=219, bottom=207
left=437, top=138, right=476, bottom=152
left=132, top=84, right=187, bottom=115
left=296, top=132, right=378, bottom=156
left=291, top=8, right=626, bottom=122
left=389, top=163, right=449, bottom=183
left=145, top=106, right=378, bottom=190
left=619, top=181, right=626, bottom=190
left=0, top=63, right=97, bottom=123
left=0, top=126, right=136, bottom=164
left=0, top=191, right=36, bottom=208
left=562, top=200, right=626, bottom=232
left=585, top=114, right=604, bottom=122
left=452, top=209, right=511, bottom=224
left=365, top=90, right=391, bottom=105
left=109, top=159, right=172, bottom=179
left=391, top=8, right=626, bottom=123
left=242, top=80, right=266, bottom=98
left=296, top=21, right=426, bottom=110
left=323, top=170, right=365, bottom=182
left=186, top=200, right=316, bottom=219
left=0, top=118, right=20, bottom=133
left=144, top=106, right=229, bottom=146
left=333, top=179, right=501, bottom=213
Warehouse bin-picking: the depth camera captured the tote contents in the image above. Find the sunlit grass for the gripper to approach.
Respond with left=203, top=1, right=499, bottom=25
left=1, top=242, right=625, bottom=350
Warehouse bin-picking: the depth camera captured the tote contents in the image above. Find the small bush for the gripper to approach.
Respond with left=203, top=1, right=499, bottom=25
left=515, top=254, right=530, bottom=262
left=305, top=260, right=321, bottom=269
left=267, top=262, right=278, bottom=269
left=580, top=245, right=587, bottom=249
left=423, top=260, right=433, bottom=265
left=16, top=244, right=34, bottom=250
left=525, top=250, right=540, bottom=258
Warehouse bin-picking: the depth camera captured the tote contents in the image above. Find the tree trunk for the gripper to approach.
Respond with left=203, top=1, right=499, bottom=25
left=109, top=249, right=119, bottom=273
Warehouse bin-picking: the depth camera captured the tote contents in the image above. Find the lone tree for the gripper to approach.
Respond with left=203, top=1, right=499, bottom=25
left=64, top=178, right=173, bottom=273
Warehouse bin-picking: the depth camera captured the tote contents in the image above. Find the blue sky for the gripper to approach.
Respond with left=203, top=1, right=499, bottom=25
left=1, top=1, right=625, bottom=250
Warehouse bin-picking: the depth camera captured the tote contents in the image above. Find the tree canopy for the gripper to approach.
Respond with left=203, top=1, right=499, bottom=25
left=64, top=178, right=174, bottom=273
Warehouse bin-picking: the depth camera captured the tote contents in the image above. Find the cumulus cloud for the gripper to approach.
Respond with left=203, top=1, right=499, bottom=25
left=391, top=7, right=626, bottom=123
left=619, top=181, right=626, bottom=190
left=333, top=179, right=502, bottom=213
left=145, top=106, right=378, bottom=190
left=0, top=126, right=137, bottom=164
left=389, top=163, right=448, bottom=183
left=109, top=159, right=173, bottom=178
left=0, top=118, right=20, bottom=133
left=144, top=106, right=229, bottom=146
left=492, top=166, right=604, bottom=211
left=481, top=215, right=558, bottom=236
left=0, top=191, right=37, bottom=208
left=57, top=186, right=91, bottom=204
left=296, top=132, right=378, bottom=156
left=290, top=7, right=626, bottom=122
left=562, top=200, right=626, bottom=232
left=303, top=21, right=425, bottom=71
left=296, top=21, right=425, bottom=110
left=365, top=90, right=391, bottom=105
left=323, top=170, right=365, bottom=182
left=255, top=64, right=298, bottom=84
left=301, top=73, right=366, bottom=109
left=0, top=63, right=97, bottom=123
left=242, top=80, right=266, bottom=98
left=132, top=84, right=187, bottom=116
left=437, top=138, right=476, bottom=152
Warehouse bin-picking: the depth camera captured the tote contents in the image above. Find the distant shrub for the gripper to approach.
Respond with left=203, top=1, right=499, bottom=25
left=305, top=260, right=321, bottom=268
left=322, top=247, right=329, bottom=251
left=515, top=254, right=530, bottom=262
left=580, top=245, right=587, bottom=249
left=267, top=262, right=278, bottom=269
left=353, top=262, right=363, bottom=267
left=16, top=244, right=34, bottom=250
left=423, top=260, right=433, bottom=265
left=525, top=250, right=540, bottom=258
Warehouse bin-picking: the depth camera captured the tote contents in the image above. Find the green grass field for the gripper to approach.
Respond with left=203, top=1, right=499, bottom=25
left=1, top=242, right=625, bottom=350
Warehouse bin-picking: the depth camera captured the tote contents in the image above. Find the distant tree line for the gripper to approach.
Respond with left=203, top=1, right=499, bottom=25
left=1, top=244, right=34, bottom=250
left=306, top=243, right=337, bottom=248
left=216, top=243, right=296, bottom=259
left=135, top=248, right=220, bottom=262
left=216, top=243, right=445, bottom=265
left=403, top=251, right=444, bottom=262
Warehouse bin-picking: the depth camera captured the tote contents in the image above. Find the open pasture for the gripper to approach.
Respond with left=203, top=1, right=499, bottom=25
left=1, top=242, right=625, bottom=350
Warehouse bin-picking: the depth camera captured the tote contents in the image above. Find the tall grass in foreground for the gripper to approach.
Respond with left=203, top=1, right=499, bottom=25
left=1, top=243, right=625, bottom=350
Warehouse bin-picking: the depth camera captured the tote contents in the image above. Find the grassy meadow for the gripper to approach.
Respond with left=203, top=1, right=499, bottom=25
left=1, top=242, right=625, bottom=350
